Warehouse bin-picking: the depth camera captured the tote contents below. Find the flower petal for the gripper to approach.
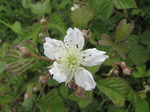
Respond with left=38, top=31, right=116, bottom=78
left=81, top=48, right=109, bottom=66
left=43, top=37, right=65, bottom=60
left=64, top=28, right=84, bottom=50
left=49, top=62, right=67, bottom=83
left=75, top=67, right=96, bottom=91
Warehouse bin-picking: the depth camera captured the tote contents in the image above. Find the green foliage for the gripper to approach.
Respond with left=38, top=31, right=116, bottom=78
left=97, top=77, right=133, bottom=107
left=0, top=0, right=150, bottom=112
left=113, top=0, right=137, bottom=9
left=133, top=65, right=150, bottom=78
left=115, top=19, right=134, bottom=41
left=134, top=99, right=150, bottom=112
left=37, top=89, right=64, bottom=112
left=69, top=91, right=93, bottom=108
left=88, top=0, right=113, bottom=20
left=128, top=44, right=149, bottom=65
left=71, top=6, right=94, bottom=29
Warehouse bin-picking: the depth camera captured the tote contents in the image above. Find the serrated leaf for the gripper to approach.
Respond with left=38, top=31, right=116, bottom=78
left=88, top=0, right=113, bottom=20
left=48, top=15, right=67, bottom=36
left=0, top=95, right=13, bottom=104
left=113, top=0, right=137, bottom=9
left=22, top=0, right=32, bottom=8
left=0, top=20, right=24, bottom=35
left=37, top=89, right=64, bottom=112
left=97, top=77, right=130, bottom=107
left=71, top=6, right=94, bottom=29
left=134, top=99, right=150, bottom=112
left=5, top=40, right=39, bottom=75
left=30, top=0, right=51, bottom=16
left=99, top=34, right=114, bottom=46
left=128, top=44, right=149, bottom=65
left=59, top=84, right=68, bottom=98
left=69, top=91, right=92, bottom=108
left=132, top=65, right=150, bottom=78
left=0, top=60, right=5, bottom=73
left=115, top=19, right=134, bottom=41
left=114, top=43, right=130, bottom=59
left=139, top=30, right=150, bottom=45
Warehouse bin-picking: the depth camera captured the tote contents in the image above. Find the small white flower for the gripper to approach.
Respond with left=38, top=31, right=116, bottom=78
left=43, top=28, right=108, bottom=91
left=71, top=4, right=79, bottom=11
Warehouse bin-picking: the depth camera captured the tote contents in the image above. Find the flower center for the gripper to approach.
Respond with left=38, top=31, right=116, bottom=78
left=58, top=48, right=82, bottom=72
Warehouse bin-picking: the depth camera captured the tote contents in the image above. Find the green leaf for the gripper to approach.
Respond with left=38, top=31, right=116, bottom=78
left=0, top=95, right=13, bottom=104
left=69, top=91, right=93, bottom=108
left=97, top=77, right=130, bottom=107
left=115, top=19, right=134, bottom=41
left=113, top=0, right=137, bottom=9
left=86, top=65, right=100, bottom=75
left=88, top=0, right=113, bottom=20
left=132, top=65, right=150, bottom=78
left=22, top=0, right=32, bottom=8
left=114, top=43, right=130, bottom=59
left=5, top=40, right=39, bottom=75
left=30, top=0, right=51, bottom=16
left=134, top=99, right=150, bottom=112
left=0, top=60, right=5, bottom=73
left=99, top=34, right=114, bottom=46
left=71, top=6, right=94, bottom=29
left=37, top=89, right=64, bottom=112
left=139, top=30, right=150, bottom=45
left=59, top=83, right=68, bottom=98
left=128, top=44, right=149, bottom=65
left=22, top=94, right=36, bottom=112
left=107, top=105, right=126, bottom=112
left=48, top=15, right=67, bottom=36
left=0, top=20, right=24, bottom=35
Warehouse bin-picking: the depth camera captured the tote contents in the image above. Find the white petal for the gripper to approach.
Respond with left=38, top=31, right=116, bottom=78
left=43, top=37, right=65, bottom=60
left=64, top=28, right=84, bottom=50
left=49, top=62, right=67, bottom=83
left=75, top=67, right=96, bottom=91
left=81, top=48, right=109, bottom=66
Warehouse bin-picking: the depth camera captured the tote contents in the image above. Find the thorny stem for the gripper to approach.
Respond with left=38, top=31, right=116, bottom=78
left=31, top=53, right=54, bottom=62
left=33, top=75, right=50, bottom=112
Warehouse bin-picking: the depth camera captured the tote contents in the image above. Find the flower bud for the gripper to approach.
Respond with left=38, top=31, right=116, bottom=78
left=19, top=47, right=31, bottom=58
left=119, top=61, right=126, bottom=68
left=39, top=75, right=48, bottom=84
left=75, top=87, right=86, bottom=98
left=40, top=18, right=46, bottom=25
left=123, top=67, right=131, bottom=75
left=33, top=86, right=39, bottom=92
left=67, top=78, right=77, bottom=90
left=24, top=93, right=30, bottom=100
left=39, top=33, right=44, bottom=39
left=82, top=29, right=90, bottom=39
left=113, top=69, right=119, bottom=76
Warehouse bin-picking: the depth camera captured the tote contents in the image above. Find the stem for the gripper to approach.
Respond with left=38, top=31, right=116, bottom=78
left=113, top=9, right=132, bottom=22
left=125, top=102, right=133, bottom=112
left=32, top=75, right=50, bottom=112
left=31, top=53, right=54, bottom=62
left=107, top=40, right=117, bottom=55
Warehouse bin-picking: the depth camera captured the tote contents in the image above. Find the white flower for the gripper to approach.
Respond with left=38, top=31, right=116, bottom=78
left=71, top=4, right=79, bottom=11
left=43, top=28, right=109, bottom=91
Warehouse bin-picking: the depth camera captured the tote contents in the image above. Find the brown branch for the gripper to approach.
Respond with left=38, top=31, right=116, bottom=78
left=113, top=9, right=132, bottom=22
left=31, top=53, right=54, bottom=62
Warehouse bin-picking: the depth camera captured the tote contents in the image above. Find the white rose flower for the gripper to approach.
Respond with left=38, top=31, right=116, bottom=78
left=43, top=28, right=109, bottom=91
